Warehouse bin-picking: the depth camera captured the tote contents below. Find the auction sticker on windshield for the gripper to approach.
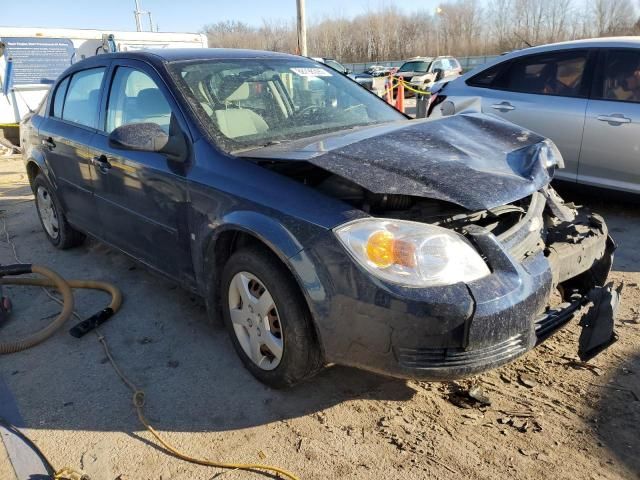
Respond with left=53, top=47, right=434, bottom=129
left=290, top=67, right=332, bottom=77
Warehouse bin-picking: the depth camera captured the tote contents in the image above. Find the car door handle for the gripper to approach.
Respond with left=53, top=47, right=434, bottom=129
left=90, top=154, right=111, bottom=173
left=41, top=137, right=56, bottom=149
left=491, top=102, right=515, bottom=112
left=597, top=114, right=631, bottom=125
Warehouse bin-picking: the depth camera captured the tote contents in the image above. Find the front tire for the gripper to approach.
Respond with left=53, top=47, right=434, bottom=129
left=221, top=246, right=323, bottom=388
left=33, top=173, right=85, bottom=249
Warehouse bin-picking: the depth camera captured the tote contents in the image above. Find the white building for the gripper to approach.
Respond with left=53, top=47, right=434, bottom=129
left=0, top=27, right=208, bottom=145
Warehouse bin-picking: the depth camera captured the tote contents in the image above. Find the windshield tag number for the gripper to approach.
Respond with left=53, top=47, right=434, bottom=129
left=290, top=67, right=332, bottom=77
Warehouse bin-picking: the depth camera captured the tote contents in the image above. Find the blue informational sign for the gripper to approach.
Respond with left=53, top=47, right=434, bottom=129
left=2, top=37, right=74, bottom=86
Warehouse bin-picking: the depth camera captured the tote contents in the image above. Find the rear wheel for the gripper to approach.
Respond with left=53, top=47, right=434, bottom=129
left=33, top=174, right=85, bottom=249
left=221, top=246, right=323, bottom=388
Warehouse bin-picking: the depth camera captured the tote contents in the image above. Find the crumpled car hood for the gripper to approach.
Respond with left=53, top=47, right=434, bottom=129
left=240, top=113, right=555, bottom=211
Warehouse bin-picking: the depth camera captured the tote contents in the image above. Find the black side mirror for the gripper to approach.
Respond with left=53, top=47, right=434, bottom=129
left=108, top=121, right=188, bottom=162
left=433, top=68, right=444, bottom=81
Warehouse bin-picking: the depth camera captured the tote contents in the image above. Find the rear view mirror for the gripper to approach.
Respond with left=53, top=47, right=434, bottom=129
left=108, top=121, right=188, bottom=162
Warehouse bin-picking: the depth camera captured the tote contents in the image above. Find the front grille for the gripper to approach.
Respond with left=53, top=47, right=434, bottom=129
left=396, top=334, right=527, bottom=369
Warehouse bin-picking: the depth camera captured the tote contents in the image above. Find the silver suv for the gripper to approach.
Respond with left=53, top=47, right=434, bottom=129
left=429, top=37, right=640, bottom=194
left=395, top=56, right=462, bottom=93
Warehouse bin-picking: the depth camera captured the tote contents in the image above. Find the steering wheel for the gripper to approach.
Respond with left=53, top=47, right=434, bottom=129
left=297, top=105, right=323, bottom=117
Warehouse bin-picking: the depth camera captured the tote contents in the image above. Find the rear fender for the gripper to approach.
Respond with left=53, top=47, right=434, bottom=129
left=24, top=148, right=54, bottom=190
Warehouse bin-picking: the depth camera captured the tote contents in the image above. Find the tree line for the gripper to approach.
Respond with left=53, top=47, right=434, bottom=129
left=203, top=0, right=640, bottom=62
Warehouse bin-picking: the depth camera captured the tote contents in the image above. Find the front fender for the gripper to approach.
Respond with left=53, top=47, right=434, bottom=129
left=193, top=208, right=324, bottom=294
left=217, top=210, right=305, bottom=259
left=194, top=209, right=329, bottom=350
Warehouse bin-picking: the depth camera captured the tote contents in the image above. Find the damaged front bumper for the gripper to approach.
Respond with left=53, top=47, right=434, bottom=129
left=302, top=191, right=618, bottom=381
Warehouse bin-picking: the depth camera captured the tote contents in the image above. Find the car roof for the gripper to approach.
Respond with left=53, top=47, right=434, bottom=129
left=519, top=36, right=640, bottom=52
left=66, top=48, right=304, bottom=70
left=460, top=36, right=640, bottom=80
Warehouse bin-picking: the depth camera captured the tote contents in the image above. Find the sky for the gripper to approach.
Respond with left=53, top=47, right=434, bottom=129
left=2, top=0, right=444, bottom=33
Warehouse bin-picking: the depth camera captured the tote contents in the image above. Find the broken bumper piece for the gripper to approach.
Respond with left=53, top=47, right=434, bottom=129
left=305, top=203, right=618, bottom=381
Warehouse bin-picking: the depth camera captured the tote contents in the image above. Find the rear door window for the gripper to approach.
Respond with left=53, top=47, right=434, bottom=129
left=497, top=50, right=588, bottom=98
left=52, top=76, right=70, bottom=118
left=61, top=68, right=106, bottom=128
left=105, top=67, right=173, bottom=133
left=596, top=49, right=640, bottom=103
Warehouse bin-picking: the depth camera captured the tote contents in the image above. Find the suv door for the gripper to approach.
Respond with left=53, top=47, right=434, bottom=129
left=467, top=49, right=595, bottom=182
left=37, top=67, right=107, bottom=232
left=88, top=60, right=193, bottom=281
left=579, top=49, right=640, bottom=193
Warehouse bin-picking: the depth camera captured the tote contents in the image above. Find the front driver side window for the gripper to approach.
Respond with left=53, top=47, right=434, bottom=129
left=106, top=67, right=173, bottom=133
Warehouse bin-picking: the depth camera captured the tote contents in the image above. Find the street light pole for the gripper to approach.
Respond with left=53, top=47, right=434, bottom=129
left=296, top=0, right=307, bottom=56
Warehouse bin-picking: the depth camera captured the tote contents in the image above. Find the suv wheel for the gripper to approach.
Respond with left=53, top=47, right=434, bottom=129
left=221, top=246, right=323, bottom=388
left=33, top=173, right=85, bottom=249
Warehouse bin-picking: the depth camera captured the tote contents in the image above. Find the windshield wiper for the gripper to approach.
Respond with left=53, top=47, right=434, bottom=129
left=231, top=139, right=290, bottom=155
left=261, top=140, right=286, bottom=147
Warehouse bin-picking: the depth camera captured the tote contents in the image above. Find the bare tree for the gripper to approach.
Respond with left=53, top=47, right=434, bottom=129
left=202, top=0, right=640, bottom=62
left=592, top=0, right=636, bottom=35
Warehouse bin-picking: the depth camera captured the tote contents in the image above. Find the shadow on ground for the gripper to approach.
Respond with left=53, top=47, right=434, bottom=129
left=591, top=352, right=640, bottom=474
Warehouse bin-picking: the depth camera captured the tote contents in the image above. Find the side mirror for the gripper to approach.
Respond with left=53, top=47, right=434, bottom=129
left=345, top=68, right=352, bottom=74
left=433, top=68, right=444, bottom=81
left=108, top=122, right=188, bottom=162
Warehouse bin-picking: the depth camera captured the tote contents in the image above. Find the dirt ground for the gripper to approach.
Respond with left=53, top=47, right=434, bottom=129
left=0, top=154, right=638, bottom=480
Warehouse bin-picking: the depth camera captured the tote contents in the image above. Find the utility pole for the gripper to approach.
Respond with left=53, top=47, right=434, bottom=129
left=133, top=0, right=155, bottom=32
left=296, top=0, right=307, bottom=56
left=134, top=0, right=143, bottom=32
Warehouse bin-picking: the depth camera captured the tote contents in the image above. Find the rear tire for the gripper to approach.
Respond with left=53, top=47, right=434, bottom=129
left=33, top=173, right=85, bottom=249
left=221, top=246, right=323, bottom=388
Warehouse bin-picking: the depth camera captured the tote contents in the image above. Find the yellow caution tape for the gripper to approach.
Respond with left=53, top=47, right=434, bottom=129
left=379, top=77, right=432, bottom=97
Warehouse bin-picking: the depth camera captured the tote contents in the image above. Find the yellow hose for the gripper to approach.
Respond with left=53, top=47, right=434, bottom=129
left=0, top=265, right=121, bottom=354
left=0, top=264, right=300, bottom=479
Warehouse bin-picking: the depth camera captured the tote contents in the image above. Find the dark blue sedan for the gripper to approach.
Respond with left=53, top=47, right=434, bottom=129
left=20, top=49, right=616, bottom=387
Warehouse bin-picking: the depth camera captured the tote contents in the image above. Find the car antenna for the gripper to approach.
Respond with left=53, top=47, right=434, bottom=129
left=514, top=32, right=533, bottom=48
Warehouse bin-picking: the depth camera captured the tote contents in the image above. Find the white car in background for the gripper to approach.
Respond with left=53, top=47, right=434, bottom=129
left=429, top=37, right=640, bottom=194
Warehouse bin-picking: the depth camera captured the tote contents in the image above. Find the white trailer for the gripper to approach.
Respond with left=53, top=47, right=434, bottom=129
left=0, top=27, right=208, bottom=145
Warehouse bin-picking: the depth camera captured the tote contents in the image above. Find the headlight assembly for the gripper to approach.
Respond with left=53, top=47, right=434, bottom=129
left=334, top=219, right=491, bottom=287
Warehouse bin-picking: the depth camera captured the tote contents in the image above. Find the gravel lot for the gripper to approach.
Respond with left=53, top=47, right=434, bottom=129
left=1, top=154, right=638, bottom=480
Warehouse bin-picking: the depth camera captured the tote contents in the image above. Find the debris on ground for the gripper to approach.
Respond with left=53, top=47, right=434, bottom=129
left=518, top=373, right=539, bottom=388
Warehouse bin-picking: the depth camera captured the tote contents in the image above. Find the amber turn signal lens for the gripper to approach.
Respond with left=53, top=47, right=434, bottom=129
left=366, top=231, right=394, bottom=267
left=365, top=231, right=416, bottom=268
